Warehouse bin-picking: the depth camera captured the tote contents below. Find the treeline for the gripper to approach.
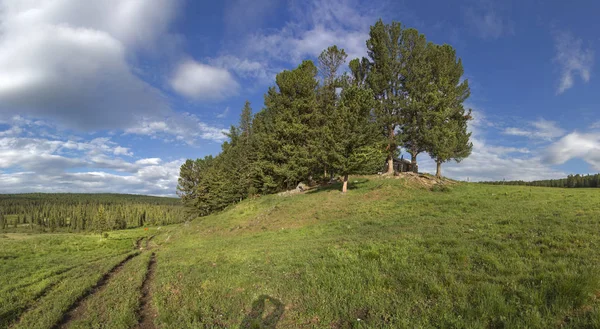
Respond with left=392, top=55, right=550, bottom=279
left=0, top=193, right=186, bottom=232
left=178, top=19, right=473, bottom=216
left=481, top=174, right=600, bottom=188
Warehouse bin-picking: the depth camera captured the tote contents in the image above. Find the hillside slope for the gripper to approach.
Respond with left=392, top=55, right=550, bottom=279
left=152, top=177, right=600, bottom=328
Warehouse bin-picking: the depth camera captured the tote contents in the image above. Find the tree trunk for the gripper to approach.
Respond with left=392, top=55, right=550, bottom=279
left=387, top=126, right=396, bottom=175
left=410, top=151, right=419, bottom=173
left=436, top=161, right=442, bottom=178
left=342, top=174, right=349, bottom=193
left=386, top=155, right=394, bottom=174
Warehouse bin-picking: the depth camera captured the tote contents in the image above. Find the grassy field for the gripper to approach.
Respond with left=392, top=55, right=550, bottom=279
left=2, top=177, right=600, bottom=328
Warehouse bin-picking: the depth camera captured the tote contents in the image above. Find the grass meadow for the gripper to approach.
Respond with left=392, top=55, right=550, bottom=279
left=2, top=177, right=600, bottom=328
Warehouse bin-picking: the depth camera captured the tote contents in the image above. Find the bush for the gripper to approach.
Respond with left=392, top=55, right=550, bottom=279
left=431, top=184, right=452, bottom=193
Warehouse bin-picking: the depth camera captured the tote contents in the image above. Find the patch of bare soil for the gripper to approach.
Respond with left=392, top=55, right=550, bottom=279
left=391, top=172, right=455, bottom=188
left=135, top=253, right=157, bottom=329
left=53, top=253, right=139, bottom=329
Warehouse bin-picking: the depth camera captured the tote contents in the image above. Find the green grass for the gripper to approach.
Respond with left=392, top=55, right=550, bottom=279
left=3, top=178, right=600, bottom=328
left=0, top=229, right=160, bottom=329
left=66, top=252, right=153, bottom=329
left=153, top=178, right=600, bottom=328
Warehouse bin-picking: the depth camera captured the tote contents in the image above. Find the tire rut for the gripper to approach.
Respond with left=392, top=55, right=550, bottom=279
left=136, top=252, right=157, bottom=329
left=52, top=253, right=139, bottom=329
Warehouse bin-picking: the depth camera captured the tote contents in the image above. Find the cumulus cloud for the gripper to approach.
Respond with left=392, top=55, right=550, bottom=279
left=170, top=59, right=239, bottom=100
left=543, top=132, right=600, bottom=171
left=554, top=31, right=594, bottom=94
left=503, top=119, right=566, bottom=141
left=0, top=135, right=183, bottom=195
left=125, top=112, right=228, bottom=144
left=0, top=0, right=182, bottom=131
left=415, top=110, right=565, bottom=182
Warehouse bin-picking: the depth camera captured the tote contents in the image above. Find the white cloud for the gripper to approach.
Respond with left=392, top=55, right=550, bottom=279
left=414, top=110, right=565, bottom=182
left=217, top=107, right=230, bottom=119
left=0, top=125, right=23, bottom=137
left=170, top=59, right=239, bottom=100
left=543, top=132, right=600, bottom=171
left=214, top=0, right=377, bottom=87
left=125, top=113, right=228, bottom=144
left=503, top=119, right=565, bottom=141
left=114, top=146, right=133, bottom=156
left=554, top=31, right=594, bottom=94
left=591, top=121, right=600, bottom=129
left=0, top=0, right=181, bottom=131
left=210, top=55, right=277, bottom=85
left=464, top=5, right=513, bottom=40
left=0, top=135, right=183, bottom=195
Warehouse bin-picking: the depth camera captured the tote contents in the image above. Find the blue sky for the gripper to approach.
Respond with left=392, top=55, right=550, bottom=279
left=0, top=0, right=598, bottom=195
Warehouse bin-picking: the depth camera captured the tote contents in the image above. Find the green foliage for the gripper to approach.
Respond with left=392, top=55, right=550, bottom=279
left=424, top=44, right=473, bottom=177
left=179, top=19, right=474, bottom=216
left=365, top=20, right=405, bottom=172
left=431, top=184, right=452, bottom=192
left=330, top=86, right=382, bottom=177
left=0, top=193, right=184, bottom=232
left=482, top=173, right=600, bottom=188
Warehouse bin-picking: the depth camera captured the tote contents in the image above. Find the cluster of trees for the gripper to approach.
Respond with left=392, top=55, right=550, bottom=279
left=482, top=174, right=600, bottom=188
left=0, top=193, right=186, bottom=232
left=178, top=19, right=473, bottom=216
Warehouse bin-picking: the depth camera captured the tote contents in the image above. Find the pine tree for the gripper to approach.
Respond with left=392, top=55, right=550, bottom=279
left=96, top=204, right=107, bottom=234
left=349, top=57, right=370, bottom=87
left=254, top=60, right=320, bottom=191
left=424, top=44, right=472, bottom=178
left=399, top=29, right=431, bottom=172
left=316, top=46, right=348, bottom=180
left=331, top=86, right=382, bottom=192
left=365, top=20, right=406, bottom=174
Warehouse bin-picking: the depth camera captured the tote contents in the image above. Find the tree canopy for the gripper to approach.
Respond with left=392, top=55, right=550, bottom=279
left=178, top=19, right=473, bottom=215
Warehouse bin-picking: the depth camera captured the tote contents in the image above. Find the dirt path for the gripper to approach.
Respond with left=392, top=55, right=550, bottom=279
left=52, top=253, right=139, bottom=329
left=136, top=252, right=158, bottom=329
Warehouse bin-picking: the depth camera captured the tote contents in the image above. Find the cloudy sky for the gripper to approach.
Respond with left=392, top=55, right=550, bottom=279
left=0, top=0, right=598, bottom=195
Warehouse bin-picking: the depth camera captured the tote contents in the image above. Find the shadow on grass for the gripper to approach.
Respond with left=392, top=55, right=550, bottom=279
left=307, top=178, right=372, bottom=194
left=239, top=295, right=284, bottom=329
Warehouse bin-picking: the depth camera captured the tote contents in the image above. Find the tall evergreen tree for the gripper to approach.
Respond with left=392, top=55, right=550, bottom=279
left=253, top=60, right=320, bottom=191
left=365, top=20, right=406, bottom=174
left=331, top=86, right=382, bottom=192
left=349, top=57, right=370, bottom=87
left=399, top=29, right=431, bottom=172
left=316, top=46, right=348, bottom=179
left=424, top=44, right=472, bottom=178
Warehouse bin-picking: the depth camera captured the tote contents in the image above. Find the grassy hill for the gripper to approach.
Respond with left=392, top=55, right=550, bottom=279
left=2, top=177, right=600, bottom=328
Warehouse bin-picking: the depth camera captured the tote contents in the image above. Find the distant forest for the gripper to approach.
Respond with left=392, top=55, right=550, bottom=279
left=178, top=19, right=473, bottom=216
left=481, top=174, right=600, bottom=188
left=0, top=193, right=186, bottom=232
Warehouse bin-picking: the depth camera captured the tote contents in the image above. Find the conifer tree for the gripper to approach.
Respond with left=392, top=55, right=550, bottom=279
left=365, top=20, right=406, bottom=174
left=399, top=29, right=431, bottom=172
left=424, top=44, right=472, bottom=178
left=96, top=204, right=108, bottom=234
left=331, top=86, right=382, bottom=192
left=316, top=46, right=348, bottom=179
left=254, top=60, right=320, bottom=191
left=349, top=57, right=370, bottom=87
